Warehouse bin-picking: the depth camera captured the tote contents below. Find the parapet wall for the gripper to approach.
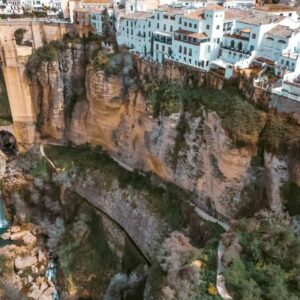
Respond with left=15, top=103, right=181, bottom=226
left=133, top=55, right=224, bottom=90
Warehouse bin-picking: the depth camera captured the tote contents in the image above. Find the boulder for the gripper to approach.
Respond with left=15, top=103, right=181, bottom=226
left=10, top=226, right=21, bottom=233
left=1, top=232, right=10, bottom=240
left=38, top=250, right=46, bottom=263
left=15, top=256, right=37, bottom=270
left=10, top=230, right=28, bottom=240
left=43, top=286, right=55, bottom=296
left=23, top=232, right=37, bottom=246
left=28, top=288, right=43, bottom=300
left=39, top=295, right=52, bottom=300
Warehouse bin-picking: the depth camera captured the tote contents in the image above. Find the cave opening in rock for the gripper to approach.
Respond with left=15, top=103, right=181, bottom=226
left=0, top=130, right=16, bottom=156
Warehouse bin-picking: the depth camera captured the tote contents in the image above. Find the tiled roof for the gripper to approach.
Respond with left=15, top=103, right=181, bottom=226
left=256, top=4, right=296, bottom=12
left=267, top=25, right=295, bottom=38
left=121, top=11, right=153, bottom=20
left=82, top=0, right=110, bottom=3
left=205, top=4, right=224, bottom=11
left=175, top=29, right=207, bottom=39
left=156, top=5, right=186, bottom=15
left=224, top=9, right=250, bottom=21
left=183, top=8, right=205, bottom=20
left=237, top=11, right=285, bottom=25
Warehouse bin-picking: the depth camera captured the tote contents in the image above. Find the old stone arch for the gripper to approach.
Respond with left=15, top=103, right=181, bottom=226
left=14, top=28, right=32, bottom=46
left=0, top=130, right=17, bottom=156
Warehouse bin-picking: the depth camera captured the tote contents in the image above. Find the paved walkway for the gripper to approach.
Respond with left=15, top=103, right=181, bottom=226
left=193, top=207, right=232, bottom=300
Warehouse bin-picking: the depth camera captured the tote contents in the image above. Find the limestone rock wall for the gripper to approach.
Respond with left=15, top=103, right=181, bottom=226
left=28, top=45, right=290, bottom=219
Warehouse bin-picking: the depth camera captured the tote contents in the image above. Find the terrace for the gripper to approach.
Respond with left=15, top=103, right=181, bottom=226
left=174, top=29, right=209, bottom=45
left=153, top=31, right=172, bottom=44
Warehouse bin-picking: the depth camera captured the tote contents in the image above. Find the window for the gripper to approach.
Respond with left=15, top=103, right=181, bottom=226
left=179, top=17, right=182, bottom=24
left=252, top=33, right=256, bottom=39
left=170, top=26, right=173, bottom=32
left=163, top=24, right=166, bottom=30
left=130, top=5, right=133, bottom=11
left=157, top=23, right=159, bottom=29
left=250, top=45, right=254, bottom=51
left=216, top=25, right=220, bottom=30
left=156, top=44, right=159, bottom=50
left=289, top=13, right=292, bottom=16
left=157, top=14, right=160, bottom=20
left=179, top=45, right=182, bottom=53
left=184, top=22, right=187, bottom=26
left=149, top=21, right=151, bottom=27
left=194, top=24, right=197, bottom=29
left=230, top=40, right=235, bottom=48
left=206, top=25, right=210, bottom=30
left=207, top=46, right=211, bottom=53
left=189, top=48, right=192, bottom=56
left=162, top=45, right=165, bottom=52
left=131, top=29, right=133, bottom=35
left=189, top=23, right=192, bottom=28
left=184, top=47, right=187, bottom=55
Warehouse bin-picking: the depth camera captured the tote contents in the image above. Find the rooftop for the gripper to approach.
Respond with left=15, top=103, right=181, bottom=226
left=183, top=8, right=205, bottom=20
left=268, top=25, right=295, bottom=38
left=255, top=4, right=296, bottom=12
left=82, top=0, right=111, bottom=4
left=121, top=11, right=153, bottom=20
left=237, top=11, right=285, bottom=25
left=155, top=5, right=186, bottom=16
left=175, top=29, right=207, bottom=39
left=224, top=9, right=251, bottom=21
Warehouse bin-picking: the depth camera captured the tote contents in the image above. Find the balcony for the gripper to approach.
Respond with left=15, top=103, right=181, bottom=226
left=224, top=33, right=249, bottom=42
left=153, top=31, right=172, bottom=45
left=221, top=45, right=251, bottom=55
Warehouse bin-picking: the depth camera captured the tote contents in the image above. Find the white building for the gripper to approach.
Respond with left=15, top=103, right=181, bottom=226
left=91, top=7, right=114, bottom=35
left=117, top=11, right=154, bottom=56
left=125, top=0, right=159, bottom=13
left=219, top=11, right=299, bottom=69
left=171, top=5, right=225, bottom=69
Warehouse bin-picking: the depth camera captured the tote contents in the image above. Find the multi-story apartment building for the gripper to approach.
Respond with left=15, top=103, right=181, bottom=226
left=171, top=5, right=224, bottom=69
left=219, top=11, right=299, bottom=69
left=91, top=7, right=114, bottom=35
left=117, top=11, right=154, bottom=56
left=152, top=6, right=185, bottom=63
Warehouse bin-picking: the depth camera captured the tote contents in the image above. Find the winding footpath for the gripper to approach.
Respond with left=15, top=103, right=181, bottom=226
left=194, top=208, right=232, bottom=299
left=40, top=144, right=232, bottom=300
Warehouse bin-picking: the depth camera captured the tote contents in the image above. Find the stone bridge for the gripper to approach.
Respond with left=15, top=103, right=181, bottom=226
left=0, top=19, right=75, bottom=150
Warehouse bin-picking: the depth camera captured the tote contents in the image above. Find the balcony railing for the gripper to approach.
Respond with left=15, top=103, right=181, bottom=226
left=224, top=34, right=249, bottom=41
left=221, top=45, right=251, bottom=55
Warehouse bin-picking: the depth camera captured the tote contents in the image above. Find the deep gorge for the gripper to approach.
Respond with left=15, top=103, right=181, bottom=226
left=0, top=35, right=300, bottom=299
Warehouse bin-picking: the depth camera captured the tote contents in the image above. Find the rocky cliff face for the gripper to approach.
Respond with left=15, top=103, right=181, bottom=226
left=27, top=43, right=292, bottom=219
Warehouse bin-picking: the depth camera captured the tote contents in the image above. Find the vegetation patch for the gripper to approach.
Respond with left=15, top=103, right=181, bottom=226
left=171, top=114, right=189, bottom=169
left=224, top=215, right=300, bottom=300
left=45, top=145, right=190, bottom=230
left=281, top=181, right=300, bottom=216
left=143, top=80, right=266, bottom=147
left=26, top=43, right=59, bottom=75
left=58, top=201, right=118, bottom=298
left=262, top=112, right=300, bottom=155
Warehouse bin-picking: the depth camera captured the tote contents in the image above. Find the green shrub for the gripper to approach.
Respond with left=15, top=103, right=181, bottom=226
left=26, top=43, right=58, bottom=75
left=224, top=215, right=300, bottom=299
left=262, top=113, right=300, bottom=155
left=45, top=145, right=189, bottom=230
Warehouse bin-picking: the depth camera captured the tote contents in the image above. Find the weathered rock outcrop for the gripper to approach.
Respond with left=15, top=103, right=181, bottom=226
left=28, top=44, right=292, bottom=219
